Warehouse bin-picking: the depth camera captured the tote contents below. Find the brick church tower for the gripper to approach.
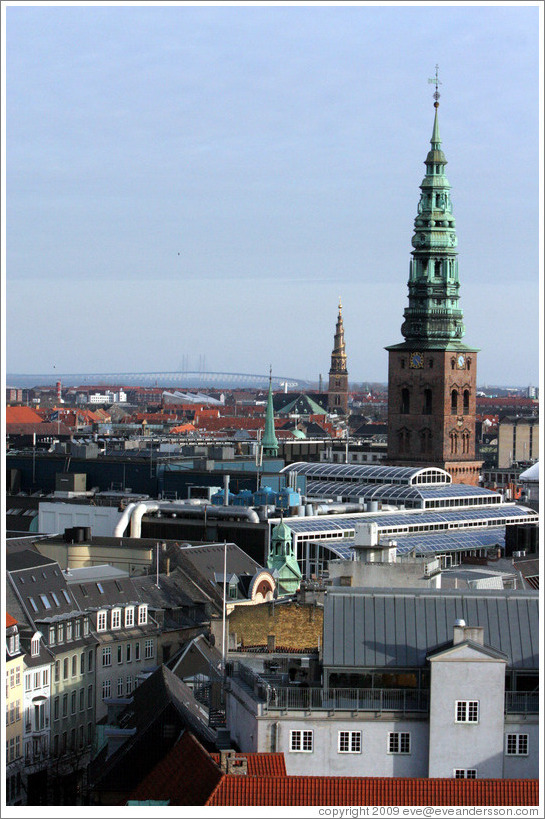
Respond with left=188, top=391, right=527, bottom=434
left=328, top=298, right=349, bottom=414
left=386, top=82, right=481, bottom=485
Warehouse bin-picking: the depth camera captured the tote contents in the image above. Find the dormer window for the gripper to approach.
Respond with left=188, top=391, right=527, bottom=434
left=138, top=605, right=148, bottom=626
left=31, top=634, right=40, bottom=658
left=57, top=623, right=64, bottom=644
left=66, top=622, right=73, bottom=641
left=74, top=619, right=81, bottom=639
left=97, top=611, right=107, bottom=632
left=83, top=617, right=90, bottom=637
left=125, top=607, right=134, bottom=628
left=111, top=609, right=121, bottom=630
left=49, top=627, right=55, bottom=646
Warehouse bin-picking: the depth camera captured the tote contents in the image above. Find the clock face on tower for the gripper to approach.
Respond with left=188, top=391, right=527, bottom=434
left=409, top=352, right=424, bottom=369
left=456, top=354, right=465, bottom=369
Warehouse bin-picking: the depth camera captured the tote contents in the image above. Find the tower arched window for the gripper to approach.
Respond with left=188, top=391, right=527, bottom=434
left=451, top=389, right=458, bottom=415
left=451, top=358, right=456, bottom=371
left=463, top=390, right=470, bottom=415
left=450, top=432, right=458, bottom=455
left=401, top=388, right=410, bottom=414
left=435, top=260, right=441, bottom=277
left=423, top=389, right=432, bottom=415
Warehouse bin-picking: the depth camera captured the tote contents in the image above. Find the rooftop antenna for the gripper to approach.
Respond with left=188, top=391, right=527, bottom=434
left=428, top=63, right=442, bottom=107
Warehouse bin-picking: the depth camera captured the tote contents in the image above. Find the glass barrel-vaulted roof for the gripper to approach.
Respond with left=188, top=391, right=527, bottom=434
left=305, top=480, right=502, bottom=507
left=281, top=462, right=451, bottom=486
left=393, top=528, right=506, bottom=555
left=284, top=504, right=538, bottom=537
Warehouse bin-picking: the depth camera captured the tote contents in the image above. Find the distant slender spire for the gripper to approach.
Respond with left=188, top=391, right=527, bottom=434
left=262, top=367, right=278, bottom=457
left=330, top=298, right=347, bottom=374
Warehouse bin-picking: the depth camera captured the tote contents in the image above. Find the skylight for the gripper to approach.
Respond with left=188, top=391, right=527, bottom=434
left=62, top=589, right=71, bottom=604
left=39, top=594, right=52, bottom=610
left=96, top=582, right=105, bottom=594
left=28, top=597, right=38, bottom=613
left=51, top=592, right=60, bottom=607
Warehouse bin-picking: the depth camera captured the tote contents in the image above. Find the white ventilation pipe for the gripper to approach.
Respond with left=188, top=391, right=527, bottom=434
left=130, top=502, right=160, bottom=538
left=113, top=502, right=138, bottom=538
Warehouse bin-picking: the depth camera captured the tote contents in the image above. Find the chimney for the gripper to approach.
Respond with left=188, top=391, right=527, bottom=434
left=165, top=557, right=170, bottom=577
left=267, top=634, right=276, bottom=652
left=223, top=474, right=230, bottom=506
left=453, top=619, right=484, bottom=646
left=219, top=749, right=247, bottom=775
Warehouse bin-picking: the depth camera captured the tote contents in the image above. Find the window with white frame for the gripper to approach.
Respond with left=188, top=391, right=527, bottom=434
left=49, top=627, right=55, bottom=646
left=83, top=617, right=90, bottom=636
left=74, top=619, right=81, bottom=639
left=388, top=732, right=411, bottom=754
left=102, top=680, right=111, bottom=700
left=97, top=611, right=107, bottom=632
left=125, top=607, right=134, bottom=628
left=126, top=675, right=133, bottom=694
left=58, top=623, right=64, bottom=643
left=66, top=621, right=73, bottom=641
left=506, top=734, right=529, bottom=756
left=135, top=642, right=140, bottom=661
left=290, top=730, right=313, bottom=753
left=31, top=634, right=40, bottom=657
left=117, top=677, right=124, bottom=697
left=455, top=700, right=479, bottom=723
left=42, top=669, right=48, bottom=687
left=138, top=605, right=148, bottom=625
left=338, top=731, right=361, bottom=753
left=454, top=769, right=477, bottom=779
left=111, top=609, right=121, bottom=630
left=144, top=639, right=154, bottom=659
left=102, top=647, right=111, bottom=667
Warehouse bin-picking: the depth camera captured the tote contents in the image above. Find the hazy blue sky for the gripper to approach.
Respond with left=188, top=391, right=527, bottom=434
left=5, top=2, right=541, bottom=386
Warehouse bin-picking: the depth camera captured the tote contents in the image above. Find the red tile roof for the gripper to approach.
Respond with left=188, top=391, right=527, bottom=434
left=127, top=731, right=222, bottom=806
left=6, top=406, right=44, bottom=424
left=205, top=777, right=539, bottom=807
left=210, top=752, right=286, bottom=777
left=6, top=613, right=18, bottom=628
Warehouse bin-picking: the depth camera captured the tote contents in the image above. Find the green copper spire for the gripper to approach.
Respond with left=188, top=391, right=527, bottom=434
left=262, top=368, right=278, bottom=457
left=398, top=77, right=467, bottom=349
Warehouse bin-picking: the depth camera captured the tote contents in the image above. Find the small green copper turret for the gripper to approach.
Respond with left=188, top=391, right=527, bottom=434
left=261, top=369, right=279, bottom=457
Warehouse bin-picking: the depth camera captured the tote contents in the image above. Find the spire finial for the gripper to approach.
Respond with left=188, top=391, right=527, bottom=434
left=428, top=64, right=441, bottom=108
left=338, top=296, right=342, bottom=312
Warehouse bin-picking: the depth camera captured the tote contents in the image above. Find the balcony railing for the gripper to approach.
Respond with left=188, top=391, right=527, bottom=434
left=265, top=686, right=429, bottom=714
left=505, top=692, right=539, bottom=714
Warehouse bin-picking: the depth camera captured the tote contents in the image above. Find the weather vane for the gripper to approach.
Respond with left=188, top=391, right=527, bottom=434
left=428, top=64, right=442, bottom=107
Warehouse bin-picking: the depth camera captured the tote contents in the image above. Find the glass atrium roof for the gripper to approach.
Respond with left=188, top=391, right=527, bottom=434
left=306, top=480, right=501, bottom=506
left=281, top=462, right=451, bottom=486
left=284, top=505, right=537, bottom=536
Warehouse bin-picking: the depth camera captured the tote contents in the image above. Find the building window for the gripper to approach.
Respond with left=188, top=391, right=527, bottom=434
left=125, top=607, right=134, bottom=628
left=463, top=389, right=470, bottom=414
left=97, top=611, right=107, bottom=632
left=102, top=680, right=111, bottom=700
left=71, top=691, right=76, bottom=715
left=127, top=644, right=133, bottom=662
left=126, top=675, right=133, bottom=695
left=338, top=731, right=361, bottom=753
left=83, top=617, right=90, bottom=636
left=117, top=645, right=123, bottom=664
left=75, top=619, right=81, bottom=639
left=87, top=685, right=93, bottom=708
left=80, top=652, right=85, bottom=675
left=506, top=734, right=528, bottom=756
left=53, top=697, right=59, bottom=720
left=102, top=647, right=111, bottom=667
left=66, top=622, right=73, bottom=641
left=63, top=658, right=69, bottom=680
left=117, top=677, right=124, bottom=697
left=54, top=661, right=60, bottom=683
left=423, top=388, right=432, bottom=415
left=111, top=609, right=121, bottom=630
left=451, top=389, right=458, bottom=414
left=138, top=605, right=148, bottom=625
left=454, top=769, right=477, bottom=779
left=455, top=700, right=479, bottom=723
left=290, top=730, right=313, bottom=753
left=88, top=650, right=94, bottom=671
left=43, top=668, right=48, bottom=686
left=144, top=640, right=154, bottom=659
left=79, top=725, right=84, bottom=748
left=388, top=732, right=411, bottom=754
left=79, top=688, right=85, bottom=712
left=49, top=627, right=56, bottom=646
left=135, top=642, right=140, bottom=661
left=62, top=694, right=68, bottom=717
left=400, top=388, right=410, bottom=414
left=58, top=623, right=64, bottom=644
left=72, top=655, right=77, bottom=677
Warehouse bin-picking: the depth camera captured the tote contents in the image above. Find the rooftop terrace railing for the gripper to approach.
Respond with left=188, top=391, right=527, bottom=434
left=265, top=686, right=429, bottom=714
left=505, top=692, right=539, bottom=714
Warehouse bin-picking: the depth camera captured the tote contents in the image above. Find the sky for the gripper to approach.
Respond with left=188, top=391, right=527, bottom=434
left=4, top=1, right=541, bottom=387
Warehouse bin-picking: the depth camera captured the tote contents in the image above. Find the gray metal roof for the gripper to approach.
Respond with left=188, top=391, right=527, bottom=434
left=306, top=480, right=501, bottom=507
left=323, top=588, right=538, bottom=670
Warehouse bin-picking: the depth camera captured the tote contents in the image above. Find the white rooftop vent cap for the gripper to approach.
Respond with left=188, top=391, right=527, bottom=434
left=454, top=618, right=466, bottom=627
